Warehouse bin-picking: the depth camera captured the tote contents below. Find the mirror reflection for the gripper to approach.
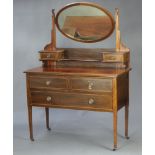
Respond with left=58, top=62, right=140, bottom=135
left=56, top=5, right=114, bottom=42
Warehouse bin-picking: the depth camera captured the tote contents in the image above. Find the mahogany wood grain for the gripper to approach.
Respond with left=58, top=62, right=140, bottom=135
left=102, top=52, right=129, bottom=63
left=29, top=76, right=67, bottom=89
left=117, top=73, right=129, bottom=110
left=45, top=108, right=51, bottom=130
left=31, top=91, right=113, bottom=110
left=28, top=106, right=34, bottom=141
left=25, top=66, right=131, bottom=78
left=125, top=102, right=129, bottom=139
left=115, top=8, right=120, bottom=51
left=62, top=48, right=129, bottom=60
left=25, top=67, right=130, bottom=148
left=39, top=48, right=130, bottom=68
left=63, top=48, right=105, bottom=60
left=33, top=104, right=113, bottom=112
left=125, top=73, right=129, bottom=139
left=70, top=77, right=112, bottom=92
left=56, top=60, right=126, bottom=69
left=44, top=9, right=56, bottom=51
left=115, top=8, right=130, bottom=52
left=26, top=74, right=34, bottom=141
left=39, top=50, right=64, bottom=61
left=112, top=78, right=118, bottom=150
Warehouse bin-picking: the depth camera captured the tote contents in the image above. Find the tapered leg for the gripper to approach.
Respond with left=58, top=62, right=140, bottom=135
left=28, top=106, right=34, bottom=141
left=125, top=103, right=129, bottom=139
left=113, top=110, right=117, bottom=151
left=45, top=108, right=51, bottom=130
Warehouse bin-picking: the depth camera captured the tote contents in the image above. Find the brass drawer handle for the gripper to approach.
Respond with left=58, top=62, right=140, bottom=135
left=46, top=96, right=52, bottom=102
left=46, top=80, right=51, bottom=86
left=88, top=81, right=94, bottom=90
left=88, top=98, right=95, bottom=105
left=46, top=54, right=51, bottom=58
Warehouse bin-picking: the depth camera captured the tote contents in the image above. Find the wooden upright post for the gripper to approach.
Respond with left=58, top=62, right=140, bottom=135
left=44, top=9, right=56, bottom=51
left=115, top=8, right=120, bottom=51
left=41, top=8, right=64, bottom=67
left=51, top=9, right=56, bottom=51
left=113, top=78, right=118, bottom=150
left=115, top=8, right=130, bottom=52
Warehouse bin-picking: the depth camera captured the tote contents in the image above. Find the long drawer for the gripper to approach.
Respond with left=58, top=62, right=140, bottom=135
left=31, top=91, right=112, bottom=109
left=29, top=76, right=67, bottom=89
left=70, top=77, right=112, bottom=92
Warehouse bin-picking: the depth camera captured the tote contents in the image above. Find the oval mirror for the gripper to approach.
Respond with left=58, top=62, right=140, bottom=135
left=56, top=2, right=115, bottom=43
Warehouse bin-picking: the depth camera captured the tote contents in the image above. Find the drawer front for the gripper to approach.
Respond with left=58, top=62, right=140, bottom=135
left=70, top=78, right=112, bottom=92
left=29, top=77, right=67, bottom=89
left=41, top=53, right=53, bottom=59
left=31, top=91, right=112, bottom=109
left=39, top=51, right=64, bottom=60
left=103, top=54, right=123, bottom=62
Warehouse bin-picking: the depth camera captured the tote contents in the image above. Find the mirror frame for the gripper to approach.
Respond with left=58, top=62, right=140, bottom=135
left=55, top=2, right=115, bottom=43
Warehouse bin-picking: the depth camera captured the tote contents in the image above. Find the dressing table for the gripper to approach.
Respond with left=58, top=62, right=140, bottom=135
left=24, top=2, right=131, bottom=150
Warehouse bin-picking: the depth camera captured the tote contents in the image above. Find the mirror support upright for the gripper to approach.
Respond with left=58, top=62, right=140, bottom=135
left=115, top=8, right=120, bottom=51
left=51, top=9, right=56, bottom=51
left=44, top=9, right=56, bottom=51
left=39, top=9, right=64, bottom=67
left=115, top=8, right=130, bottom=52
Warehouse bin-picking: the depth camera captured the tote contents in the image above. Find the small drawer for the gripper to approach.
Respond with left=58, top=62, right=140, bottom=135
left=31, top=91, right=112, bottom=109
left=39, top=50, right=64, bottom=61
left=103, top=53, right=123, bottom=62
left=70, top=78, right=112, bottom=92
left=40, top=53, right=53, bottom=59
left=29, top=76, right=67, bottom=89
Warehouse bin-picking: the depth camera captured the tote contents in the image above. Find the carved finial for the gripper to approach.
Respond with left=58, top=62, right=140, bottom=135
left=52, top=9, right=55, bottom=16
left=52, top=9, right=55, bottom=13
left=115, top=8, right=119, bottom=15
left=51, top=9, right=55, bottom=22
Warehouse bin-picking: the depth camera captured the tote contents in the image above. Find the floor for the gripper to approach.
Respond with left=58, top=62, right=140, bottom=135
left=14, top=105, right=141, bottom=155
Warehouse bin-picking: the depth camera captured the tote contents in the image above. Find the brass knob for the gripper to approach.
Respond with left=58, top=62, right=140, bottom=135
left=46, top=80, right=51, bottom=86
left=46, top=96, right=52, bottom=102
left=46, top=54, right=51, bottom=58
left=88, top=81, right=94, bottom=90
left=88, top=98, right=95, bottom=105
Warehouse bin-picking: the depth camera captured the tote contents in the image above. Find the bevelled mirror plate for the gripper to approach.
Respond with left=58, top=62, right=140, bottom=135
left=56, top=2, right=115, bottom=43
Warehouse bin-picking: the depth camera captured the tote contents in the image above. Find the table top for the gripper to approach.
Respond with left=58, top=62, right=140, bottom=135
left=24, top=66, right=131, bottom=77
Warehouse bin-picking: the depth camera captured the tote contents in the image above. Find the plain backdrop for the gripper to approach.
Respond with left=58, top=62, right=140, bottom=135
left=13, top=0, right=142, bottom=154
